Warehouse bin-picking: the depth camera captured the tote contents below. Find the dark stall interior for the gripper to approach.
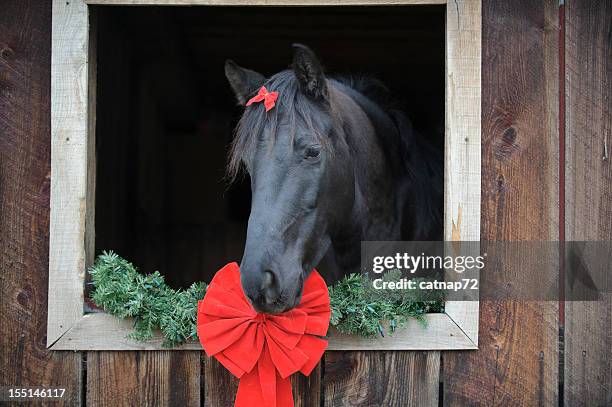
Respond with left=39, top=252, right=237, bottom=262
left=93, top=5, right=445, bottom=289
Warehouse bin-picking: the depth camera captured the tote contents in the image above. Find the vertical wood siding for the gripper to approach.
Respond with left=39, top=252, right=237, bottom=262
left=0, top=1, right=82, bottom=405
left=564, top=0, right=612, bottom=405
left=443, top=0, right=560, bottom=405
left=324, top=351, right=440, bottom=406
left=87, top=351, right=201, bottom=405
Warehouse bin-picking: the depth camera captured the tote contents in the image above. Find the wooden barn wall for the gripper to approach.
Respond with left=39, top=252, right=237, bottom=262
left=443, top=0, right=560, bottom=405
left=564, top=0, right=611, bottom=405
left=0, top=2, right=82, bottom=406
left=1, top=1, right=610, bottom=407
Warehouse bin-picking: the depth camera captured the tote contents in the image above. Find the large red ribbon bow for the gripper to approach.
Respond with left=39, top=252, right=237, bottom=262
left=197, top=263, right=330, bottom=407
left=245, top=86, right=279, bottom=112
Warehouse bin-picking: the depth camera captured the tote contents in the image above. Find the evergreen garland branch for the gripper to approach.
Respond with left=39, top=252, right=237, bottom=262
left=89, top=252, right=206, bottom=347
left=89, top=251, right=443, bottom=347
left=329, top=271, right=444, bottom=337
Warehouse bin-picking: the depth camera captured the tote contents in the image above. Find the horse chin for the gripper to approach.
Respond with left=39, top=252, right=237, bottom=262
left=252, top=296, right=301, bottom=315
left=252, top=303, right=288, bottom=315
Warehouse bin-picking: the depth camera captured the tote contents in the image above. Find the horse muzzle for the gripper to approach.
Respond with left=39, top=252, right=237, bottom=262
left=240, top=262, right=304, bottom=314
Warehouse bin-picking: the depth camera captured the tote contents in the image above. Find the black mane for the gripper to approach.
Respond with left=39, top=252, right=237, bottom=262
left=334, top=75, right=443, bottom=239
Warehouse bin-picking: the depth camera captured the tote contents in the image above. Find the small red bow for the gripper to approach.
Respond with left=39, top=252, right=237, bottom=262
left=197, top=263, right=330, bottom=407
left=246, top=86, right=279, bottom=112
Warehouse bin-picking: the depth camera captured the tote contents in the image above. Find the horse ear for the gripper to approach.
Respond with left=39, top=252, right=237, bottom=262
left=225, top=60, right=266, bottom=105
left=292, top=44, right=328, bottom=101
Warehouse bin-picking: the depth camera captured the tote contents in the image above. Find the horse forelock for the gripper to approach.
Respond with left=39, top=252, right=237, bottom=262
left=227, top=70, right=342, bottom=182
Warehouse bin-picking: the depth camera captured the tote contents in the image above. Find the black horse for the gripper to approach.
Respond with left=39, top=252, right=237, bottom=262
left=225, top=44, right=442, bottom=313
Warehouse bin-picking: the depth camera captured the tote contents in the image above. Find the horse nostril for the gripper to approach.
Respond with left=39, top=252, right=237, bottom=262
left=262, top=269, right=279, bottom=304
left=263, top=270, right=274, bottom=288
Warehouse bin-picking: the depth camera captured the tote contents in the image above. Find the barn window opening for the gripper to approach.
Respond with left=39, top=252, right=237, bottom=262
left=93, top=5, right=446, bottom=290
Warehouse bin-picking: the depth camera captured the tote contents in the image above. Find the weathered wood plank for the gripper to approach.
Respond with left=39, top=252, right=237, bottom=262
left=292, top=363, right=321, bottom=407
left=203, top=357, right=239, bottom=407
left=204, top=355, right=320, bottom=407
left=443, top=0, right=560, bottom=405
left=444, top=0, right=482, bottom=346
left=0, top=1, right=82, bottom=404
left=87, top=351, right=201, bottom=406
left=324, top=351, right=440, bottom=406
left=327, top=315, right=475, bottom=350
left=48, top=0, right=91, bottom=346
left=564, top=0, right=612, bottom=405
left=52, top=312, right=476, bottom=350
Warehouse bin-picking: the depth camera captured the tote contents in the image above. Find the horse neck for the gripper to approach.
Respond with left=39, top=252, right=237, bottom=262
left=330, top=84, right=404, bottom=243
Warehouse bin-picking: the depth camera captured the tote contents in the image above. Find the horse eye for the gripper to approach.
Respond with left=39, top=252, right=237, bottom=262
left=305, top=145, right=321, bottom=159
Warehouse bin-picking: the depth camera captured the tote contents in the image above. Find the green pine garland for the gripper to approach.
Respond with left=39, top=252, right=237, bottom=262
left=89, top=251, right=443, bottom=348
